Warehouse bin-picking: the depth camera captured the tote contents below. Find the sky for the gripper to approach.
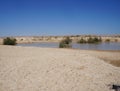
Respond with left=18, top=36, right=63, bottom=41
left=0, top=0, right=120, bottom=36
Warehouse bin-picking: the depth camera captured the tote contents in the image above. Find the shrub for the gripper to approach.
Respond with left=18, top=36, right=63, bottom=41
left=87, top=37, right=101, bottom=43
left=77, top=38, right=86, bottom=43
left=105, top=39, right=110, bottom=42
left=94, top=37, right=99, bottom=42
left=87, top=37, right=95, bottom=43
left=114, top=39, right=118, bottom=42
left=59, top=37, right=72, bottom=48
left=3, top=37, right=17, bottom=45
left=77, top=37, right=102, bottom=44
left=64, top=37, right=72, bottom=44
left=59, top=42, right=71, bottom=48
left=93, top=37, right=102, bottom=43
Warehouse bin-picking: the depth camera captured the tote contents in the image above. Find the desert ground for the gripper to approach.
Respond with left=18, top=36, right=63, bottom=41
left=0, top=45, right=120, bottom=91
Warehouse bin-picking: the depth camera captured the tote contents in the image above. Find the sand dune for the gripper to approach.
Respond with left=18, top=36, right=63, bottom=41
left=0, top=45, right=120, bottom=91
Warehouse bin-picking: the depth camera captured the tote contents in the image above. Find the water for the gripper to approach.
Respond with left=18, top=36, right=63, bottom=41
left=17, top=42, right=59, bottom=48
left=72, top=42, right=120, bottom=50
left=17, top=42, right=120, bottom=50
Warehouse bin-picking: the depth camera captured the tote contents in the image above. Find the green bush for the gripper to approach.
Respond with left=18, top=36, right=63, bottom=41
left=59, top=37, right=72, bottom=48
left=77, top=38, right=86, bottom=43
left=87, top=37, right=93, bottom=43
left=87, top=37, right=101, bottom=43
left=77, top=37, right=102, bottom=44
left=3, top=37, right=17, bottom=45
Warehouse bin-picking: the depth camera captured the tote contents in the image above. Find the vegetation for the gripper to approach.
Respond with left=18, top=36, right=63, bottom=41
left=54, top=36, right=58, bottom=39
left=3, top=37, right=17, bottom=45
left=114, top=39, right=118, bottom=42
left=77, top=37, right=102, bottom=44
left=105, top=39, right=110, bottom=42
left=77, top=38, right=86, bottom=43
left=20, top=39, right=23, bottom=41
left=76, top=35, right=80, bottom=37
left=59, top=37, right=72, bottom=48
left=87, top=37, right=101, bottom=43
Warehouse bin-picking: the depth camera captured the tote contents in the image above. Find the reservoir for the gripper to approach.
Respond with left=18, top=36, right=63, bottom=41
left=17, top=42, right=120, bottom=51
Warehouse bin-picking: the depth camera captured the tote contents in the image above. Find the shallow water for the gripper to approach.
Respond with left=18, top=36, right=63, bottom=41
left=17, top=42, right=120, bottom=50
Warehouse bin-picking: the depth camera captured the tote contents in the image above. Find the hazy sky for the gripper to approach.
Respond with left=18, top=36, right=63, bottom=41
left=0, top=0, right=120, bottom=36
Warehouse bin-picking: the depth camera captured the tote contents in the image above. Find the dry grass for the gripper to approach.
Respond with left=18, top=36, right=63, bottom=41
left=103, top=59, right=120, bottom=67
left=108, top=60, right=120, bottom=67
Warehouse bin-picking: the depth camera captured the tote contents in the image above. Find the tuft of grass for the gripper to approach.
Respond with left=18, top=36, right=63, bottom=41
left=109, top=60, right=120, bottom=67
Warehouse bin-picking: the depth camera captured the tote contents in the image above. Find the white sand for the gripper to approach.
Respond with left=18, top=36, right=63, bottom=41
left=0, top=45, right=120, bottom=91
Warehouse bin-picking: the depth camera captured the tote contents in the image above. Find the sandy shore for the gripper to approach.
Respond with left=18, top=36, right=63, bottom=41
left=0, top=45, right=120, bottom=91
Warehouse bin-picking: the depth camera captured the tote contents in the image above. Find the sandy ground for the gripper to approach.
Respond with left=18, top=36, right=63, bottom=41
left=0, top=45, right=120, bottom=91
